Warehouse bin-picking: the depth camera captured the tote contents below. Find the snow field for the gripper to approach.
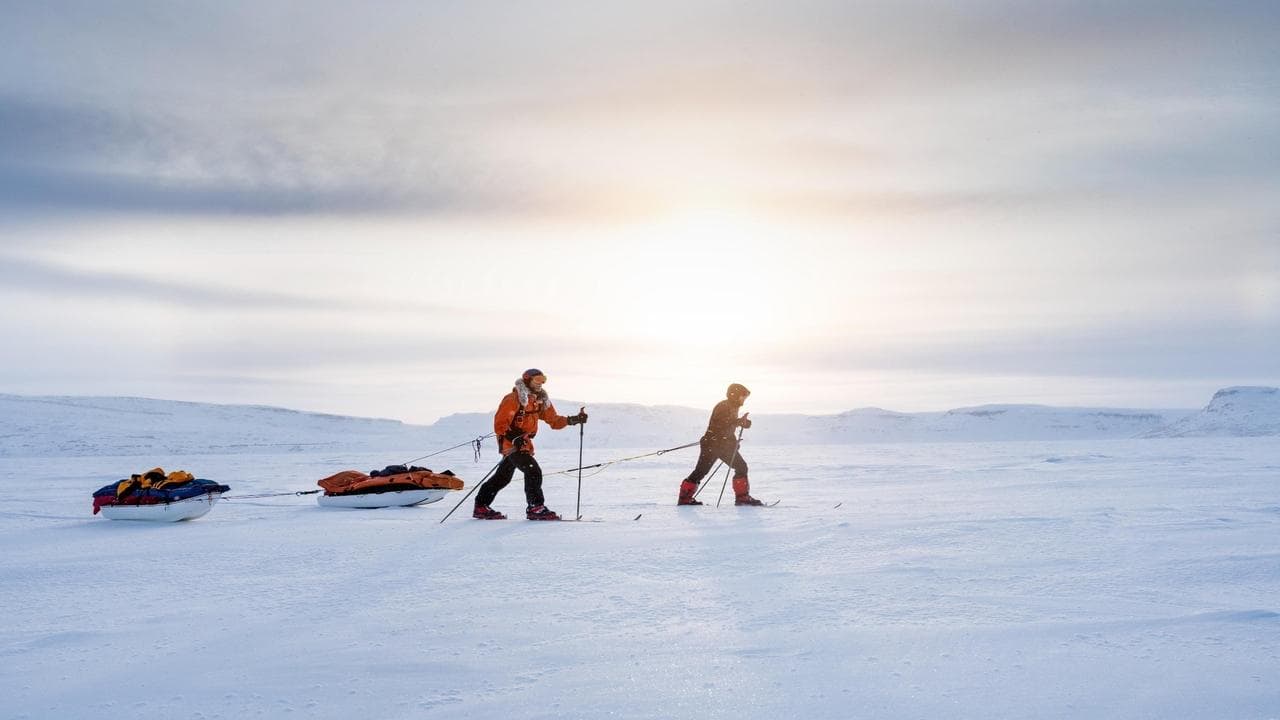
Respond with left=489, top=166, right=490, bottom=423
left=1, top=438, right=1278, bottom=719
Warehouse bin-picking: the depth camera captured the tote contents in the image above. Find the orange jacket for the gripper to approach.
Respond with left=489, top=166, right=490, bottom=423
left=494, top=389, right=568, bottom=455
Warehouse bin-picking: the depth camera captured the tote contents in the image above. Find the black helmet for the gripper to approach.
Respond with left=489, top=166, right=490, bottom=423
left=726, top=383, right=751, bottom=399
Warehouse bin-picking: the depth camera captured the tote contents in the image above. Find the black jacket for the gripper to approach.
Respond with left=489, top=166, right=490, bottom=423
left=701, top=399, right=744, bottom=444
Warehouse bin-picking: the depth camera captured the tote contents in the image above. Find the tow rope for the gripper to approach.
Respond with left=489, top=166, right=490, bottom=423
left=218, top=434, right=497, bottom=503
left=403, top=433, right=494, bottom=466
left=545, top=440, right=701, bottom=479
left=222, top=489, right=322, bottom=501
left=219, top=435, right=692, bottom=501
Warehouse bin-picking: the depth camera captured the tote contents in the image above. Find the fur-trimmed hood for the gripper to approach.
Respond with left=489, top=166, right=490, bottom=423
left=513, top=377, right=550, bottom=410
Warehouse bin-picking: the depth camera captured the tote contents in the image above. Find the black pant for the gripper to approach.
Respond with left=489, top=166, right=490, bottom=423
left=683, top=439, right=748, bottom=485
left=476, top=451, right=544, bottom=507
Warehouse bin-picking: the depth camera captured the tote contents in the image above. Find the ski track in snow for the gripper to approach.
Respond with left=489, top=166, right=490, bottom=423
left=2, top=439, right=1279, bottom=719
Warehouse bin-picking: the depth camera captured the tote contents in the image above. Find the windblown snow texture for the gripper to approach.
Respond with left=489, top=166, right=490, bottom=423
left=1, top=439, right=1278, bottom=719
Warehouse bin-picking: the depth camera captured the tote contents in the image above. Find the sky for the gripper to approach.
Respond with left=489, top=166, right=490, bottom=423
left=1, top=1, right=1278, bottom=424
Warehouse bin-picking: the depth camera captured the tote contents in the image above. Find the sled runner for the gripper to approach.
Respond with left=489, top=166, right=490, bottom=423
left=99, top=492, right=225, bottom=521
left=318, top=487, right=450, bottom=508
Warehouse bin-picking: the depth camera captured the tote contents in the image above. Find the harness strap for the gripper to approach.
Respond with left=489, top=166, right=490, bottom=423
left=507, top=395, right=542, bottom=440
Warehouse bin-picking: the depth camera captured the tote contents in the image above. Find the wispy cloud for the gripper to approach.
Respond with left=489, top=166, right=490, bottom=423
left=778, top=312, right=1280, bottom=382
left=0, top=253, right=470, bottom=316
left=0, top=93, right=538, bottom=216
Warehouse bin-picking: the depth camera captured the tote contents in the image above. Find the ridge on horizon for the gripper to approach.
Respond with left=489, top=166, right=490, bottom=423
left=3, top=386, right=1278, bottom=459
left=0, top=390, right=1220, bottom=427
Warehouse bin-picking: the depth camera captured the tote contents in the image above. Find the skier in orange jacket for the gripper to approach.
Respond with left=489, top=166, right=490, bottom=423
left=473, top=368, right=587, bottom=520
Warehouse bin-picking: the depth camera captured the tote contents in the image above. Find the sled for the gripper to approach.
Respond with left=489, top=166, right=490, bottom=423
left=316, top=468, right=464, bottom=509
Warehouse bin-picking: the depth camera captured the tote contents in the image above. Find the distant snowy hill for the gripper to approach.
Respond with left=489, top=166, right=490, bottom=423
left=1143, top=386, right=1280, bottom=438
left=748, top=404, right=1190, bottom=444
left=245, top=400, right=1197, bottom=453
left=5, top=387, right=1277, bottom=458
left=0, top=395, right=432, bottom=458
left=427, top=402, right=705, bottom=451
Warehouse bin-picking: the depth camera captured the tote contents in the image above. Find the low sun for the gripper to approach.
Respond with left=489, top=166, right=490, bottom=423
left=586, top=207, right=800, bottom=362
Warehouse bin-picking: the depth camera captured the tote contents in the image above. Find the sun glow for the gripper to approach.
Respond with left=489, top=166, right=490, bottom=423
left=598, top=209, right=792, bottom=347
left=538, top=206, right=824, bottom=408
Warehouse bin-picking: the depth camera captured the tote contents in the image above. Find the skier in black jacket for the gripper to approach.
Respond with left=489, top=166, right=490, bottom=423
left=677, top=383, right=763, bottom=506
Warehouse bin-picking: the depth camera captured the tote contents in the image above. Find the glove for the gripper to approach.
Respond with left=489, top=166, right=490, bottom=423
left=738, top=417, right=752, bottom=429
left=567, top=410, right=588, bottom=426
left=512, top=436, right=526, bottom=450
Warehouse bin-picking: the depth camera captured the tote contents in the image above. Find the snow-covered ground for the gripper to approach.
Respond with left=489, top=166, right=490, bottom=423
left=3, top=438, right=1279, bottom=719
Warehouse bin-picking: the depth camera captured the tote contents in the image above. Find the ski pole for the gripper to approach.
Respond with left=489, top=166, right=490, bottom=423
left=439, top=458, right=504, bottom=523
left=692, top=459, right=722, bottom=500
left=575, top=406, right=585, bottom=521
left=715, top=426, right=746, bottom=507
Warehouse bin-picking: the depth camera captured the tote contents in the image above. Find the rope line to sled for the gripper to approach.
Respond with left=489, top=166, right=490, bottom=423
left=222, top=489, right=322, bottom=500
left=403, top=433, right=494, bottom=466
left=218, top=433, right=496, bottom=503
left=544, top=440, right=700, bottom=478
left=218, top=436, right=693, bottom=499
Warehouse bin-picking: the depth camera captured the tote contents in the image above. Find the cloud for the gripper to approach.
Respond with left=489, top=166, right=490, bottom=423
left=778, top=312, right=1280, bottom=382
left=0, top=92, right=547, bottom=216
left=0, top=252, right=467, bottom=315
left=2, top=2, right=1276, bottom=219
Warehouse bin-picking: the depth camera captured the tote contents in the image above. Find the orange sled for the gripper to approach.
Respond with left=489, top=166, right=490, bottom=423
left=317, top=469, right=464, bottom=509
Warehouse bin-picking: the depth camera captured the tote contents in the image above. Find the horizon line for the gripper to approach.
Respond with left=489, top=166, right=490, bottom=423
left=1, top=388, right=1245, bottom=425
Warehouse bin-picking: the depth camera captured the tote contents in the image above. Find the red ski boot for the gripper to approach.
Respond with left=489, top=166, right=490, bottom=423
left=677, top=480, right=703, bottom=506
left=526, top=504, right=561, bottom=521
left=473, top=504, right=507, bottom=519
left=732, top=476, right=764, bottom=506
